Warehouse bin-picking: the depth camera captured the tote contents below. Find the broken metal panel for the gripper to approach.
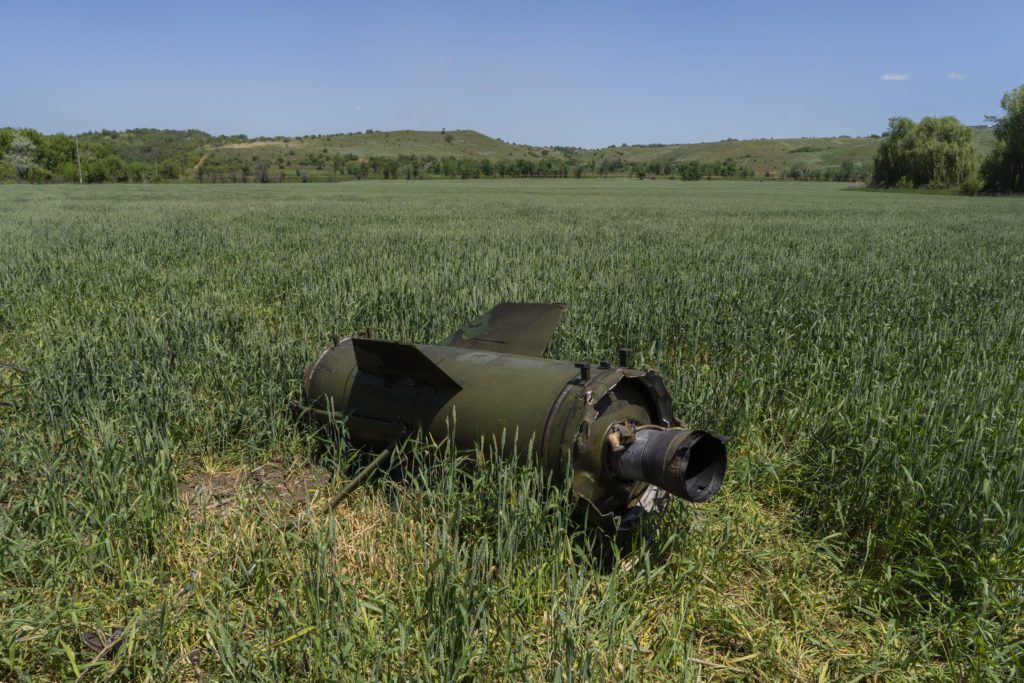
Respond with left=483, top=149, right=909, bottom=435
left=444, top=302, right=566, bottom=357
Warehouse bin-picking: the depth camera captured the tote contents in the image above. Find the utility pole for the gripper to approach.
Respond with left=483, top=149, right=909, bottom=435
left=75, top=136, right=83, bottom=184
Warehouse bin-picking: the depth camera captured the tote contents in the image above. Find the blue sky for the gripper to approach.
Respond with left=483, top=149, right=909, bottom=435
left=3, top=1, right=1022, bottom=147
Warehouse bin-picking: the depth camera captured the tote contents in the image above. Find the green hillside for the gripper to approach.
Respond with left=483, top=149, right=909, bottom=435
left=200, top=127, right=997, bottom=180
left=587, top=136, right=882, bottom=176
left=2, top=125, right=998, bottom=183
left=585, top=128, right=996, bottom=176
left=200, top=129, right=568, bottom=181
left=78, top=128, right=244, bottom=163
left=220, top=129, right=536, bottom=160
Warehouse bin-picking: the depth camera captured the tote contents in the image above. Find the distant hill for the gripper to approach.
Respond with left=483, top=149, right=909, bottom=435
left=585, top=136, right=880, bottom=176
left=1, top=125, right=998, bottom=183
left=201, top=127, right=997, bottom=179
left=201, top=129, right=567, bottom=180
left=219, top=129, right=531, bottom=160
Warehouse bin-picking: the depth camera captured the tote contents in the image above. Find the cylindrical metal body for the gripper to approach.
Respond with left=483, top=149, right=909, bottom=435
left=302, top=337, right=720, bottom=523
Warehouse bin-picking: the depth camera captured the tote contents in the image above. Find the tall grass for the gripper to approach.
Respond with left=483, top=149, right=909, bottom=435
left=1, top=180, right=1021, bottom=680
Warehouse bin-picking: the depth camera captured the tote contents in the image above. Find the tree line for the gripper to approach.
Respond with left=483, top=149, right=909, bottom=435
left=871, top=84, right=1024, bottom=194
left=0, top=132, right=871, bottom=182
left=5, top=84, right=1021, bottom=191
left=3, top=129, right=765, bottom=183
left=0, top=128, right=245, bottom=183
left=193, top=152, right=767, bottom=183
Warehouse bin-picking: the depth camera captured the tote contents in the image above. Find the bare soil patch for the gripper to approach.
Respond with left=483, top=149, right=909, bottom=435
left=178, top=463, right=332, bottom=521
left=218, top=141, right=288, bottom=149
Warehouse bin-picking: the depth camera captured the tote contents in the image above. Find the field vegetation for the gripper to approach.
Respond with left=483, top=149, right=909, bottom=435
left=1, top=180, right=1022, bottom=680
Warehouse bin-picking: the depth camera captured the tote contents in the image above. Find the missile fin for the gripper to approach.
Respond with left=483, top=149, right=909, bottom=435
left=352, top=338, right=462, bottom=389
left=444, top=302, right=565, bottom=357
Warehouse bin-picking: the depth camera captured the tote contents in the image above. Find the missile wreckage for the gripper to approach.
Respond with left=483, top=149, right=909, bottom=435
left=297, top=303, right=726, bottom=532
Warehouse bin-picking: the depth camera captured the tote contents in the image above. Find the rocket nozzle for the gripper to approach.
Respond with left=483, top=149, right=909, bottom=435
left=610, top=428, right=726, bottom=503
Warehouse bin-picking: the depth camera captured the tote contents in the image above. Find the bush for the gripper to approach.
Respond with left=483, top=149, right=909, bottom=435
left=960, top=176, right=982, bottom=196
left=872, top=116, right=979, bottom=190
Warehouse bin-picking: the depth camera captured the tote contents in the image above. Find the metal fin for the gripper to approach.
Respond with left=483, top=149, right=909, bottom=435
left=352, top=338, right=461, bottom=388
left=444, top=302, right=566, bottom=357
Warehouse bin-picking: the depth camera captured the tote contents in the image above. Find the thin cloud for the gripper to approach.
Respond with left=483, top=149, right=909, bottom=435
left=436, top=56, right=454, bottom=65
left=948, top=72, right=967, bottom=80
left=881, top=73, right=909, bottom=81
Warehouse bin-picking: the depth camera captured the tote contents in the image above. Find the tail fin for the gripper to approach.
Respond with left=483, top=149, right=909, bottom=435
left=352, top=338, right=461, bottom=389
left=444, top=302, right=565, bottom=357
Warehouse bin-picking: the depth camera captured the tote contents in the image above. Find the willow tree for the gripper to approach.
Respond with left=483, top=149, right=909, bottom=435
left=982, top=84, right=1024, bottom=194
left=872, top=116, right=978, bottom=189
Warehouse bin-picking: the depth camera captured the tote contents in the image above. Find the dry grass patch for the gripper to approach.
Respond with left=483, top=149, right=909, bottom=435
left=178, top=462, right=331, bottom=521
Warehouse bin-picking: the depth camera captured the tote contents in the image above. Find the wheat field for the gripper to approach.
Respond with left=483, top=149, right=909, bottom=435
left=1, top=180, right=1021, bottom=680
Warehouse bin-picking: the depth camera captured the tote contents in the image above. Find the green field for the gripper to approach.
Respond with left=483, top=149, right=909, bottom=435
left=1, top=181, right=1022, bottom=680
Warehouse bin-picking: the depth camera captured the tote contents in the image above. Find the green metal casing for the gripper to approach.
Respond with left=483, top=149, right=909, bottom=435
left=302, top=337, right=678, bottom=519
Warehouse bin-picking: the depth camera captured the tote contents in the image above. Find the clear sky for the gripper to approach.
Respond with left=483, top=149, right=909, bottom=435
left=3, top=1, right=1022, bottom=147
